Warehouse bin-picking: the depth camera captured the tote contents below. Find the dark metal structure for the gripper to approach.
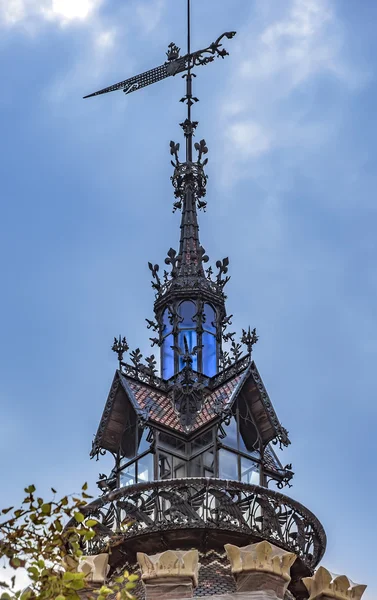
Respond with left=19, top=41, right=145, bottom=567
left=81, top=2, right=326, bottom=598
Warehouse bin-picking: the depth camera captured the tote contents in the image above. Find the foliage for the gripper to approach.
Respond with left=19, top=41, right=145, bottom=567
left=0, top=484, right=137, bottom=600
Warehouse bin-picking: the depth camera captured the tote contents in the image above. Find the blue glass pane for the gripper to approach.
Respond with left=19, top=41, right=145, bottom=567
left=178, top=301, right=196, bottom=327
left=202, top=331, right=217, bottom=376
left=221, top=416, right=238, bottom=450
left=162, top=334, right=174, bottom=379
left=137, top=453, right=154, bottom=482
left=203, top=304, right=216, bottom=333
left=219, top=448, right=238, bottom=480
left=178, top=330, right=198, bottom=371
left=241, top=456, right=259, bottom=485
left=162, top=309, right=172, bottom=334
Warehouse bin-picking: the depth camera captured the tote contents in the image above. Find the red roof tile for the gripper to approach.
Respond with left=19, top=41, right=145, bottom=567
left=124, top=372, right=245, bottom=434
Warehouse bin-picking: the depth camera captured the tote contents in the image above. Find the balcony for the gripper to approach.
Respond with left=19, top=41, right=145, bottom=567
left=70, top=477, right=326, bottom=583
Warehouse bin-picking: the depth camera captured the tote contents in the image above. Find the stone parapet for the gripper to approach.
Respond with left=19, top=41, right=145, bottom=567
left=224, top=541, right=296, bottom=598
left=302, top=566, right=366, bottom=600
left=137, top=549, right=199, bottom=600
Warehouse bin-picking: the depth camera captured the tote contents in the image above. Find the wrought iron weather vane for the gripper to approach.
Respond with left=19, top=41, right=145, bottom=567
left=83, top=0, right=235, bottom=173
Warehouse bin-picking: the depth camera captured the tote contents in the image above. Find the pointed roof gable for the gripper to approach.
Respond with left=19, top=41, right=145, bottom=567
left=91, top=357, right=289, bottom=457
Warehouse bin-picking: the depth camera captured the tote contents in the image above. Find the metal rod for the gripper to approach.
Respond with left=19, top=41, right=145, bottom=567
left=186, top=0, right=193, bottom=163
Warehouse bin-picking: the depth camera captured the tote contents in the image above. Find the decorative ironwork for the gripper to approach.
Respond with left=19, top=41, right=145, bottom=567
left=120, top=362, right=168, bottom=391
left=129, top=348, right=143, bottom=374
left=167, top=42, right=181, bottom=62
left=83, top=32, right=236, bottom=100
left=165, top=247, right=182, bottom=277
left=111, top=335, right=129, bottom=364
left=216, top=257, right=231, bottom=291
left=241, top=327, right=259, bottom=355
left=170, top=137, right=209, bottom=210
left=148, top=262, right=161, bottom=293
left=66, top=478, right=326, bottom=571
left=170, top=336, right=206, bottom=431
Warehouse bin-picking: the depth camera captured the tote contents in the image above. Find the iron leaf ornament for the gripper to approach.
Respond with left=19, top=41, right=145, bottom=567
left=165, top=247, right=182, bottom=277
left=130, top=348, right=143, bottom=372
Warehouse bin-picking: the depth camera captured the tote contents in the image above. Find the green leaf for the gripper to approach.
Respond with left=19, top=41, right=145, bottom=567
left=125, top=583, right=136, bottom=590
left=54, top=519, right=63, bottom=532
left=51, top=487, right=57, bottom=494
left=41, top=503, right=51, bottom=515
left=74, top=512, right=84, bottom=523
left=82, top=483, right=88, bottom=491
left=128, top=574, right=139, bottom=582
left=55, top=596, right=66, bottom=600
left=85, top=519, right=98, bottom=528
left=25, top=485, right=36, bottom=494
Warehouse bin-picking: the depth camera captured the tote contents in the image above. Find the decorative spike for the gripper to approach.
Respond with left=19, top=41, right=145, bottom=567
left=241, top=326, right=259, bottom=355
left=111, top=335, right=129, bottom=364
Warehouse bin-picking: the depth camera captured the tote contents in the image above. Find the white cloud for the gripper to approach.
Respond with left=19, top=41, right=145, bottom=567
left=0, top=0, right=102, bottom=27
left=216, top=0, right=368, bottom=187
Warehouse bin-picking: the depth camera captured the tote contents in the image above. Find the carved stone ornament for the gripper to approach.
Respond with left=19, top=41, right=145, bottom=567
left=137, top=549, right=199, bottom=587
left=302, top=566, right=367, bottom=600
left=77, top=554, right=110, bottom=584
left=224, top=541, right=296, bottom=597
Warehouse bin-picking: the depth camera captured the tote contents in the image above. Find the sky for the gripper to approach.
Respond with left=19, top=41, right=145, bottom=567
left=0, top=0, right=376, bottom=596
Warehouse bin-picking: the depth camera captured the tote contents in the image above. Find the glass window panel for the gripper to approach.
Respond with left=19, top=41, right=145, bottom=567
left=241, top=456, right=259, bottom=485
left=202, top=331, right=217, bottom=377
left=159, top=432, right=186, bottom=456
left=138, top=428, right=151, bottom=455
left=120, top=462, right=136, bottom=487
left=203, top=448, right=215, bottom=476
left=191, top=430, right=213, bottom=453
left=159, top=453, right=172, bottom=479
left=178, top=301, right=196, bottom=327
left=188, top=447, right=214, bottom=477
left=219, top=448, right=238, bottom=480
left=162, top=334, right=174, bottom=379
left=162, top=309, right=172, bottom=335
left=178, top=330, right=198, bottom=371
left=173, top=455, right=187, bottom=478
left=221, top=416, right=238, bottom=451
left=137, top=453, right=154, bottom=482
left=203, top=304, right=216, bottom=333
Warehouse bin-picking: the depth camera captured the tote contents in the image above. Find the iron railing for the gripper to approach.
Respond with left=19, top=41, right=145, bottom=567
left=68, top=478, right=326, bottom=571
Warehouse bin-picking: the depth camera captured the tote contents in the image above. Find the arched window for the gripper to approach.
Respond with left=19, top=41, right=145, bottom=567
left=202, top=304, right=217, bottom=376
left=162, top=308, right=174, bottom=379
left=178, top=301, right=198, bottom=371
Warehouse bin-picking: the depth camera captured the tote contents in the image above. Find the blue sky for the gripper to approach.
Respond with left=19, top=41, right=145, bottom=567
left=1, top=0, right=376, bottom=596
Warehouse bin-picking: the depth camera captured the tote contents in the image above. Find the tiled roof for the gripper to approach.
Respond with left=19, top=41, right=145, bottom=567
left=122, top=371, right=246, bottom=434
